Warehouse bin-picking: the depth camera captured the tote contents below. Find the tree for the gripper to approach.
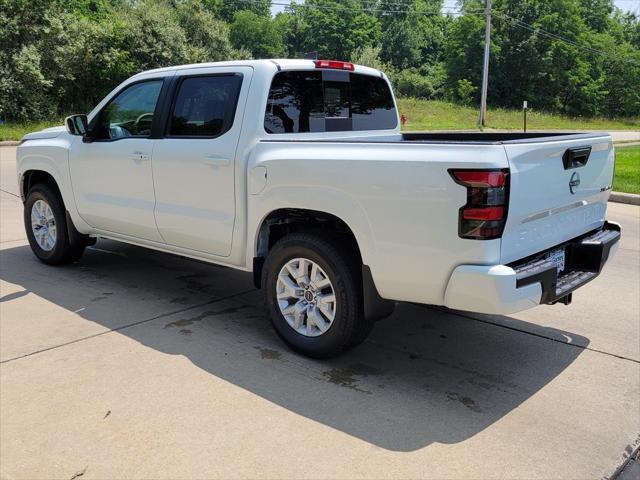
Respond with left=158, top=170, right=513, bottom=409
left=216, top=0, right=270, bottom=22
left=174, top=0, right=237, bottom=63
left=291, top=0, right=381, bottom=60
left=443, top=4, right=486, bottom=104
left=230, top=10, right=287, bottom=58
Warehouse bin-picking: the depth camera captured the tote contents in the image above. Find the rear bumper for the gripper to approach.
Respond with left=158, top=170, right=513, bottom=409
left=444, top=221, right=621, bottom=315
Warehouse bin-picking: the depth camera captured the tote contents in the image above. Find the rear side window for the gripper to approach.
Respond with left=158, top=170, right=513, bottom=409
left=264, top=71, right=397, bottom=134
left=169, top=74, right=242, bottom=137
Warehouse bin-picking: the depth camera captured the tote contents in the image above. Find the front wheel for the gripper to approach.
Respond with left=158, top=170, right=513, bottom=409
left=24, top=184, right=85, bottom=265
left=263, top=232, right=373, bottom=358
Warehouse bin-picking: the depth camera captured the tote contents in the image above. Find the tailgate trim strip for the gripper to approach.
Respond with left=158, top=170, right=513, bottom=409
left=521, top=200, right=587, bottom=224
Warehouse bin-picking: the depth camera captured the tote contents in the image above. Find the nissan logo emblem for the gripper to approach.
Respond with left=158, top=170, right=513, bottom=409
left=569, top=172, right=581, bottom=194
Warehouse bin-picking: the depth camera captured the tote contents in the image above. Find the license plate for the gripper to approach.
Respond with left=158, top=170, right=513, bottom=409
left=547, top=248, right=565, bottom=273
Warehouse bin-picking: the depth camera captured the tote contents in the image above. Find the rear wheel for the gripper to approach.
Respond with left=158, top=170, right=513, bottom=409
left=263, top=232, right=373, bottom=358
left=24, top=184, right=85, bottom=265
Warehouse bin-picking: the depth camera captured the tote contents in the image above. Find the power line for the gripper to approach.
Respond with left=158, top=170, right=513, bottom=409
left=266, top=0, right=639, bottom=66
left=496, top=12, right=640, bottom=66
left=269, top=1, right=484, bottom=16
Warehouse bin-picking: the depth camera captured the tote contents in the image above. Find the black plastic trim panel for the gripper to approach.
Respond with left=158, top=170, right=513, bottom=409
left=512, top=221, right=621, bottom=304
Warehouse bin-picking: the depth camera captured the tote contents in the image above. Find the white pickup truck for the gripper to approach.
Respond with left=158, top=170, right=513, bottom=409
left=17, top=59, right=621, bottom=357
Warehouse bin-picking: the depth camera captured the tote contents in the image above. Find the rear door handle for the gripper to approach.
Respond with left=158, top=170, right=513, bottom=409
left=129, top=152, right=150, bottom=162
left=204, top=154, right=231, bottom=167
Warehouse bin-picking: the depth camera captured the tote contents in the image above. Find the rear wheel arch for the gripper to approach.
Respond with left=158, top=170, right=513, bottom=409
left=254, top=208, right=362, bottom=261
left=253, top=208, right=394, bottom=323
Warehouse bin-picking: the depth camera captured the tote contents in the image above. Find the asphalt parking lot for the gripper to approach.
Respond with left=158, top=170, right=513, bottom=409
left=1, top=145, right=639, bottom=479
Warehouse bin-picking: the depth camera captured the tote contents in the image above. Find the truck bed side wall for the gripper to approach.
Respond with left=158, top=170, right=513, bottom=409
left=248, top=141, right=509, bottom=305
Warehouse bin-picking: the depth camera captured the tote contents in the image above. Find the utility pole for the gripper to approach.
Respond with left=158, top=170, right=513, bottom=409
left=479, top=0, right=492, bottom=127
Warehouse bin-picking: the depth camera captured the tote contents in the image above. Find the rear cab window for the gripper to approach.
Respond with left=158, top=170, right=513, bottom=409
left=264, top=70, right=397, bottom=134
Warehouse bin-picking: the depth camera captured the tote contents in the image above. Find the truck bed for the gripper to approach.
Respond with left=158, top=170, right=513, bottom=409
left=263, top=131, right=609, bottom=145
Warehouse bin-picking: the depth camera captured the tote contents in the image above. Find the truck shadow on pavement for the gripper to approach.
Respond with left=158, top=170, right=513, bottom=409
left=0, top=240, right=590, bottom=452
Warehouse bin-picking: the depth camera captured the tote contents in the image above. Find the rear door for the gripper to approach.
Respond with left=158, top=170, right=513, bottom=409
left=500, top=134, right=614, bottom=263
left=151, top=67, right=251, bottom=256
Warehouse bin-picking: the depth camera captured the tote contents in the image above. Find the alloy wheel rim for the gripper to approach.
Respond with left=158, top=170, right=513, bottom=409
left=31, top=199, right=57, bottom=251
left=276, top=257, right=337, bottom=337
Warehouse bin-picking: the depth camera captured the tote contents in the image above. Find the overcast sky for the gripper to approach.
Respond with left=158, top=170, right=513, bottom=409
left=271, top=0, right=640, bottom=16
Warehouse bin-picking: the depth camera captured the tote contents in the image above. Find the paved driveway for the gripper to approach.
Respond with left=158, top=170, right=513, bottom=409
left=1, top=146, right=638, bottom=479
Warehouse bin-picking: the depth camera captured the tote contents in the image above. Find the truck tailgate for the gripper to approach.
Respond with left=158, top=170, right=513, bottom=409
left=500, top=134, right=614, bottom=263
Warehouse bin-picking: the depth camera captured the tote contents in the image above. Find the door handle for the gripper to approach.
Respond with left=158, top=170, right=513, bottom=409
left=204, top=154, right=231, bottom=167
left=129, top=152, right=150, bottom=162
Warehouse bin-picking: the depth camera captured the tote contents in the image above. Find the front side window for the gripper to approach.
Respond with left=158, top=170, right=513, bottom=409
left=168, top=74, right=243, bottom=137
left=264, top=71, right=397, bottom=134
left=94, top=80, right=163, bottom=140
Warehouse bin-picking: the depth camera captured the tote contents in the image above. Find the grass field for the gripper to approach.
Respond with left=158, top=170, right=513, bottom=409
left=1, top=102, right=638, bottom=194
left=0, top=120, right=64, bottom=142
left=614, top=145, right=640, bottom=194
left=2, top=99, right=639, bottom=141
left=397, top=99, right=640, bottom=131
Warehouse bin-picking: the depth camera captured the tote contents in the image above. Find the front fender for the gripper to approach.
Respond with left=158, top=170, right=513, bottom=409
left=17, top=136, right=91, bottom=233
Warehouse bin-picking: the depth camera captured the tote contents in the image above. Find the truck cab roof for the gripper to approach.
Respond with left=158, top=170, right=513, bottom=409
left=130, top=59, right=385, bottom=80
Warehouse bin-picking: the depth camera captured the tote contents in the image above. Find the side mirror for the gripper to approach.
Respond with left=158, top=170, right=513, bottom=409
left=65, top=114, right=89, bottom=136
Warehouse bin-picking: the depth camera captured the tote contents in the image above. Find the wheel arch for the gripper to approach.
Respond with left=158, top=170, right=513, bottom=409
left=251, top=207, right=393, bottom=322
left=21, top=170, right=62, bottom=202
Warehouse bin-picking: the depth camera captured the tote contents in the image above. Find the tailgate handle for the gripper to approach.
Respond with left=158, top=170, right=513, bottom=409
left=562, top=146, right=591, bottom=170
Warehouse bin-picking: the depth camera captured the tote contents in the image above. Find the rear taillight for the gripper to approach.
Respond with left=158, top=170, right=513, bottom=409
left=314, top=60, right=355, bottom=71
left=449, top=168, right=509, bottom=240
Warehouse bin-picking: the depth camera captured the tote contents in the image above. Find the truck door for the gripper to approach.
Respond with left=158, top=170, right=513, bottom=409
left=151, top=67, right=252, bottom=257
left=68, top=78, right=166, bottom=242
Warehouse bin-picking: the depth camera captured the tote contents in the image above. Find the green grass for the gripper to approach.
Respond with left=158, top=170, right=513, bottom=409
left=2, top=99, right=638, bottom=141
left=614, top=145, right=640, bottom=194
left=0, top=120, right=63, bottom=141
left=1, top=104, right=637, bottom=194
left=397, top=99, right=640, bottom=131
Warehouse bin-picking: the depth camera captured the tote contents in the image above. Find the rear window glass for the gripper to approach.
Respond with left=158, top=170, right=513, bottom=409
left=264, top=71, right=397, bottom=134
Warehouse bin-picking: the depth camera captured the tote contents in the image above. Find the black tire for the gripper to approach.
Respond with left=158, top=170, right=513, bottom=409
left=263, top=232, right=373, bottom=358
left=24, top=183, right=85, bottom=265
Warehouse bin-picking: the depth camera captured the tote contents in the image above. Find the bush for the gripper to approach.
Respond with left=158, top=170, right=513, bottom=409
left=393, top=64, right=446, bottom=99
left=455, top=79, right=477, bottom=106
left=0, top=0, right=242, bottom=122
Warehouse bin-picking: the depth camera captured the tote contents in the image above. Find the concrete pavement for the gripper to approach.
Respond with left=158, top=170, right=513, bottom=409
left=1, top=146, right=639, bottom=479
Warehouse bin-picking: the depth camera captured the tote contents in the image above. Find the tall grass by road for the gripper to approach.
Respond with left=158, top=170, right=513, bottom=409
left=2, top=99, right=639, bottom=141
left=0, top=105, right=637, bottom=194
left=0, top=120, right=64, bottom=142
left=397, top=99, right=640, bottom=131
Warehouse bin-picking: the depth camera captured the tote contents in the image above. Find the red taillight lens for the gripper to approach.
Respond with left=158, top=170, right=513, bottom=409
left=449, top=169, right=509, bottom=240
left=314, top=60, right=355, bottom=71
left=451, top=170, right=506, bottom=187
left=462, top=206, right=505, bottom=221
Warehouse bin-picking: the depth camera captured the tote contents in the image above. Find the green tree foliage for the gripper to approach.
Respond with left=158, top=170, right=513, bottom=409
left=0, top=0, right=241, bottom=121
left=174, top=0, right=237, bottom=63
left=378, top=0, right=447, bottom=69
left=230, top=10, right=287, bottom=58
left=291, top=0, right=381, bottom=60
left=1, top=0, right=638, bottom=122
left=216, top=0, right=270, bottom=22
left=445, top=0, right=640, bottom=116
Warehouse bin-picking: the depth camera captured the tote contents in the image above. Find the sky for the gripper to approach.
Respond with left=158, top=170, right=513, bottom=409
left=271, top=0, right=640, bottom=16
